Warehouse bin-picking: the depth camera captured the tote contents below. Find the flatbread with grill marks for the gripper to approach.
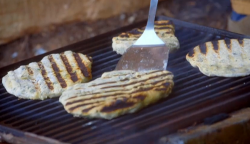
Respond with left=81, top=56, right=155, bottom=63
left=112, top=20, right=180, bottom=55
left=2, top=51, right=92, bottom=100
left=59, top=70, right=174, bottom=119
left=186, top=38, right=250, bottom=77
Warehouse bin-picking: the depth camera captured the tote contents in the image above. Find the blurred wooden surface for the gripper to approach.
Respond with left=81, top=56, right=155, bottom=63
left=231, top=0, right=250, bottom=15
left=0, top=0, right=231, bottom=68
left=0, top=0, right=151, bottom=45
left=228, top=15, right=250, bottom=35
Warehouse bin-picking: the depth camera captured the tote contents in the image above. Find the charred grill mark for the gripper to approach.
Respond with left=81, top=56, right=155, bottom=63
left=148, top=70, right=169, bottom=75
left=155, top=20, right=173, bottom=25
left=128, top=28, right=143, bottom=35
left=155, top=27, right=173, bottom=30
left=26, top=66, right=33, bottom=75
left=100, top=89, right=127, bottom=93
left=211, top=40, right=219, bottom=52
left=100, top=73, right=172, bottom=89
left=151, top=80, right=169, bottom=85
left=66, top=93, right=129, bottom=106
left=48, top=55, right=67, bottom=88
left=146, top=71, right=171, bottom=77
left=65, top=98, right=96, bottom=106
left=238, top=38, right=244, bottom=46
left=155, top=87, right=167, bottom=91
left=119, top=33, right=130, bottom=38
left=73, top=53, right=90, bottom=77
left=154, top=82, right=173, bottom=91
left=67, top=96, right=77, bottom=100
left=164, top=32, right=173, bottom=34
left=115, top=70, right=163, bottom=78
left=82, top=106, right=96, bottom=113
left=188, top=49, right=195, bottom=57
left=224, top=38, right=231, bottom=49
left=60, top=54, right=78, bottom=82
left=164, top=82, right=171, bottom=87
left=101, top=100, right=135, bottom=112
left=131, top=87, right=152, bottom=94
left=26, top=66, right=40, bottom=92
left=91, top=81, right=117, bottom=86
left=66, top=100, right=92, bottom=106
left=68, top=104, right=81, bottom=111
left=134, top=95, right=146, bottom=100
left=68, top=103, right=95, bottom=112
left=199, top=43, right=207, bottom=55
left=108, top=72, right=135, bottom=77
left=38, top=62, right=54, bottom=90
left=119, top=78, right=131, bottom=82
left=86, top=56, right=93, bottom=63
left=119, top=35, right=129, bottom=38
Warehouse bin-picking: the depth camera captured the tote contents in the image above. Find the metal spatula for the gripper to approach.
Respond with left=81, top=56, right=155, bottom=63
left=115, top=0, right=169, bottom=72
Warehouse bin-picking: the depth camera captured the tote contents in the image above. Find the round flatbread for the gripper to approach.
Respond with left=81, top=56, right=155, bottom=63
left=2, top=51, right=92, bottom=100
left=186, top=38, right=250, bottom=77
left=59, top=70, right=174, bottom=119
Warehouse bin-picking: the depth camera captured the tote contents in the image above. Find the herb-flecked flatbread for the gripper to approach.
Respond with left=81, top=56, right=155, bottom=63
left=60, top=70, right=174, bottom=119
left=2, top=51, right=92, bottom=100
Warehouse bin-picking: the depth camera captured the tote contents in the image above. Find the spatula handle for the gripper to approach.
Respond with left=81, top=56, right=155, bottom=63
left=145, top=0, right=158, bottom=31
left=133, top=0, right=165, bottom=46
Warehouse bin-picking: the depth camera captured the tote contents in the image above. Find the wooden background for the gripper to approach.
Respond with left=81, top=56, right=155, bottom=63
left=0, top=0, right=152, bottom=45
left=0, top=0, right=232, bottom=68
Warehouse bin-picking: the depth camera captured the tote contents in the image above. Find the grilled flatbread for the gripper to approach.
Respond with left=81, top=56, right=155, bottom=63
left=112, top=20, right=180, bottom=55
left=186, top=38, right=250, bottom=77
left=60, top=70, right=174, bottom=119
left=2, top=51, right=92, bottom=100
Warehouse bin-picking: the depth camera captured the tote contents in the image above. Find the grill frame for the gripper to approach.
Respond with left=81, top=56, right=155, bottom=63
left=1, top=16, right=250, bottom=144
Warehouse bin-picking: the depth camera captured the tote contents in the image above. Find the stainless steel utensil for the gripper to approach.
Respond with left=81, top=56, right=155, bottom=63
left=115, top=0, right=169, bottom=71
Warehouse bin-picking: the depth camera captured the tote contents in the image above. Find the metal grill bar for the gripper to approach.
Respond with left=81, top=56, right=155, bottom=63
left=20, top=110, right=67, bottom=131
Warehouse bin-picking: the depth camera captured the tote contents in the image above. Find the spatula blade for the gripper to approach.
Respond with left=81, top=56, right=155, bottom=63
left=115, top=45, right=169, bottom=72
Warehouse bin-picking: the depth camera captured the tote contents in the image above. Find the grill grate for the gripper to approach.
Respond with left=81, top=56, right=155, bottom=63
left=1, top=16, right=250, bottom=144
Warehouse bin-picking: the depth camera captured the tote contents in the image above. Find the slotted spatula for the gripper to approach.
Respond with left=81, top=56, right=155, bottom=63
left=115, top=0, right=169, bottom=72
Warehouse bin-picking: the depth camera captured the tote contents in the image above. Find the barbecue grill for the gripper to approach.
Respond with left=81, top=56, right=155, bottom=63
left=1, top=16, right=250, bottom=144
